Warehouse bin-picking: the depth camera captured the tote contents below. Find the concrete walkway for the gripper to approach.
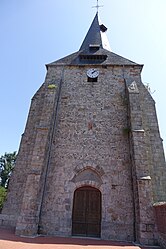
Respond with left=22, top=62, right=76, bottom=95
left=0, top=228, right=160, bottom=249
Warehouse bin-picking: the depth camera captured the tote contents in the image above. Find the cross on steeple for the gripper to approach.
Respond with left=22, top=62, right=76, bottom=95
left=92, top=0, right=103, bottom=13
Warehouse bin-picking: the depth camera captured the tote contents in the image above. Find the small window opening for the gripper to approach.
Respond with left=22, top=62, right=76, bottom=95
left=100, top=24, right=107, bottom=32
left=89, top=44, right=100, bottom=51
left=88, top=77, right=98, bottom=82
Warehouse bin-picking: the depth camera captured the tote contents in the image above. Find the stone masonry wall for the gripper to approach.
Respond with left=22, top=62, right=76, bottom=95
left=15, top=66, right=64, bottom=236
left=125, top=77, right=157, bottom=245
left=0, top=83, right=47, bottom=226
left=124, top=69, right=166, bottom=245
left=0, top=66, right=65, bottom=234
left=140, top=84, right=166, bottom=202
left=1, top=63, right=165, bottom=246
left=154, top=203, right=166, bottom=248
left=39, top=65, right=135, bottom=241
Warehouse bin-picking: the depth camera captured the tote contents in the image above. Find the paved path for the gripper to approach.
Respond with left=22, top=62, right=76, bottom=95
left=0, top=228, right=160, bottom=249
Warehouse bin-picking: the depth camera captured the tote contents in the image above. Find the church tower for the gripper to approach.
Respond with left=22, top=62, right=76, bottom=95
left=0, top=12, right=166, bottom=246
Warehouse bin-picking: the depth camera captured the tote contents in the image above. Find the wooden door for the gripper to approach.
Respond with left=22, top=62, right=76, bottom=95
left=72, top=186, right=101, bottom=237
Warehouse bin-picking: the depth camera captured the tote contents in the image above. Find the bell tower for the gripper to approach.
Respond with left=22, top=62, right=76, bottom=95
left=0, top=12, right=166, bottom=246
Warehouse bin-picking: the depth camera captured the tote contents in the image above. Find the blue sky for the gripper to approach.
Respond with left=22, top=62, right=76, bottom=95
left=0, top=0, right=166, bottom=156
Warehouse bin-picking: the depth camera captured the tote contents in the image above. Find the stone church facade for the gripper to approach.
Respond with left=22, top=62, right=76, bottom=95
left=0, top=13, right=166, bottom=246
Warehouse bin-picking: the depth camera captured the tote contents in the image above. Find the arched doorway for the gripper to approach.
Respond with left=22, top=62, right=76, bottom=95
left=72, top=186, right=101, bottom=238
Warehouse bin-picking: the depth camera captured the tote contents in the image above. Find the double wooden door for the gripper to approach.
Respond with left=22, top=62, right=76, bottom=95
left=72, top=187, right=101, bottom=237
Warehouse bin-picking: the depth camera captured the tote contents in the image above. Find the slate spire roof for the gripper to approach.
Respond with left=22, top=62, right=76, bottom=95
left=79, top=13, right=111, bottom=52
left=47, top=13, right=142, bottom=67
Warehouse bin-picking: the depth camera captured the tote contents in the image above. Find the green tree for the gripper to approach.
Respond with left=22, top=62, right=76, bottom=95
left=0, top=151, right=17, bottom=188
left=0, top=186, right=7, bottom=212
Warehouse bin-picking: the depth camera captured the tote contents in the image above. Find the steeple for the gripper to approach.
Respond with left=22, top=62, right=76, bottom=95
left=79, top=13, right=111, bottom=52
left=48, top=12, right=140, bottom=67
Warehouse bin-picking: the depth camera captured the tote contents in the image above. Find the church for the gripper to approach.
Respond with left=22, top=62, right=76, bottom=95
left=0, top=10, right=166, bottom=246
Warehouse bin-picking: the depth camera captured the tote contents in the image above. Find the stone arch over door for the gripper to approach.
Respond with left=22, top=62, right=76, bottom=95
left=72, top=186, right=101, bottom=238
left=71, top=166, right=103, bottom=189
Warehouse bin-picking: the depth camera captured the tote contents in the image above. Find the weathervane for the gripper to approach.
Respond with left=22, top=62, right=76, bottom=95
left=92, top=0, right=104, bottom=13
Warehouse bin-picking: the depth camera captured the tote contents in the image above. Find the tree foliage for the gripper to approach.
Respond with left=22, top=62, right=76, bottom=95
left=0, top=186, right=7, bottom=212
left=0, top=151, right=17, bottom=188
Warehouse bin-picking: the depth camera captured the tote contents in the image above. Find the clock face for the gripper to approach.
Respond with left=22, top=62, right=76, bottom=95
left=87, top=68, right=99, bottom=78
